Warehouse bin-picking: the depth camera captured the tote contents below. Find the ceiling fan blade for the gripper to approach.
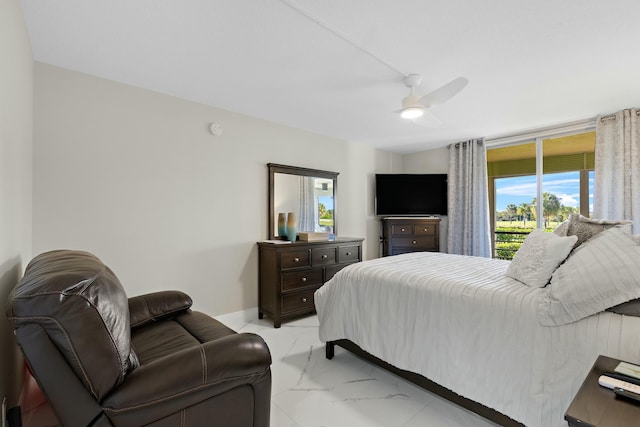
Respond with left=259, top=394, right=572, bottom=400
left=418, top=77, right=468, bottom=107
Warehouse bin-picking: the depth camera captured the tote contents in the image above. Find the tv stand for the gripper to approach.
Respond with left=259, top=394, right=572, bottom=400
left=382, top=217, right=440, bottom=256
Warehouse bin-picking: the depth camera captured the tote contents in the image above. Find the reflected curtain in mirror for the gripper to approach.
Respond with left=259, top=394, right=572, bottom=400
left=298, top=176, right=316, bottom=232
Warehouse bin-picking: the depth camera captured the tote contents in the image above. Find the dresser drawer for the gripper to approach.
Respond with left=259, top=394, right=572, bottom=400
left=282, top=269, right=323, bottom=291
left=414, top=223, right=437, bottom=236
left=391, top=224, right=413, bottom=235
left=282, top=289, right=316, bottom=313
left=281, top=249, right=310, bottom=269
left=338, top=245, right=360, bottom=263
left=393, top=236, right=437, bottom=249
left=311, top=247, right=336, bottom=265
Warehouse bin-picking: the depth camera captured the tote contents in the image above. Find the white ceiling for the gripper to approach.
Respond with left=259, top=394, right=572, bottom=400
left=20, top=0, right=640, bottom=153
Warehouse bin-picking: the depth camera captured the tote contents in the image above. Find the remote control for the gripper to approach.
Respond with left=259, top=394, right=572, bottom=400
left=599, top=375, right=640, bottom=394
left=614, top=387, right=640, bottom=404
left=604, top=371, right=640, bottom=387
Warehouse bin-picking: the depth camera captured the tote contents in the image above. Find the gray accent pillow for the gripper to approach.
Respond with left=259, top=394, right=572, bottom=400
left=537, top=227, right=640, bottom=326
left=562, top=213, right=632, bottom=247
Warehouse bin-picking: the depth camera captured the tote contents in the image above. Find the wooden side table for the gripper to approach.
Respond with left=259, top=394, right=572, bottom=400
left=565, top=355, right=640, bottom=427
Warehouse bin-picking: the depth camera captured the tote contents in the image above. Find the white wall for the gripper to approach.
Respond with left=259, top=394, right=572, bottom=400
left=33, top=63, right=401, bottom=317
left=0, top=0, right=33, bottom=409
left=402, top=146, right=448, bottom=173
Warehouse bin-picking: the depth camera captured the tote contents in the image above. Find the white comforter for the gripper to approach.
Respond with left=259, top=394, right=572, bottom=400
left=315, top=252, right=640, bottom=427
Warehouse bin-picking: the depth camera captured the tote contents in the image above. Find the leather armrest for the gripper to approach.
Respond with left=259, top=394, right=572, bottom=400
left=128, top=290, right=193, bottom=328
left=102, top=333, right=271, bottom=423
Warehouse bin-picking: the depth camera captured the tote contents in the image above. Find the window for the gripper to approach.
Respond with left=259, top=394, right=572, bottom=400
left=488, top=131, right=595, bottom=259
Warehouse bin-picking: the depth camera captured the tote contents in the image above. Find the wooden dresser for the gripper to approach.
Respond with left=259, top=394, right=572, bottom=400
left=382, top=217, right=440, bottom=256
left=258, top=237, right=364, bottom=328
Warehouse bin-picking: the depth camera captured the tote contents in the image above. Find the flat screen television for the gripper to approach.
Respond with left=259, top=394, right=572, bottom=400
left=375, top=174, right=448, bottom=216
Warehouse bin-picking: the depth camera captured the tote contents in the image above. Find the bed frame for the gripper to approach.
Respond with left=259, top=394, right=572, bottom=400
left=326, top=339, right=524, bottom=427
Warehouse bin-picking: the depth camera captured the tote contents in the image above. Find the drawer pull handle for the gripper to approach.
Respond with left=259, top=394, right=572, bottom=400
left=301, top=297, right=307, bottom=303
left=321, top=254, right=328, bottom=259
left=412, top=240, right=417, bottom=244
left=293, top=257, right=300, bottom=262
left=345, top=252, right=351, bottom=256
left=401, top=228, right=406, bottom=232
left=301, top=277, right=307, bottom=282
left=424, top=228, right=428, bottom=232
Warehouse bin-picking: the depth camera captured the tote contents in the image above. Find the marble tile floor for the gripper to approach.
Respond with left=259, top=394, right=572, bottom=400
left=20, top=314, right=499, bottom=427
left=223, top=315, right=499, bottom=427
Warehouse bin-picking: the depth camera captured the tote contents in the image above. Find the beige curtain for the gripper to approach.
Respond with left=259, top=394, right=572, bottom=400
left=447, top=139, right=492, bottom=257
left=594, top=108, right=640, bottom=232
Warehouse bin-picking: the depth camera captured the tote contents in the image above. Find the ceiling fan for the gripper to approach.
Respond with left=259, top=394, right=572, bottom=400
left=277, top=1, right=469, bottom=125
left=399, top=74, right=468, bottom=124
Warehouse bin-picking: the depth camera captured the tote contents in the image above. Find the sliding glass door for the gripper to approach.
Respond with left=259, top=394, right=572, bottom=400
left=488, top=132, right=595, bottom=259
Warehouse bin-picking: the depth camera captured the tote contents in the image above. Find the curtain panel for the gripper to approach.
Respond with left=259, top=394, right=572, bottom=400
left=594, top=108, right=640, bottom=232
left=447, top=139, right=492, bottom=257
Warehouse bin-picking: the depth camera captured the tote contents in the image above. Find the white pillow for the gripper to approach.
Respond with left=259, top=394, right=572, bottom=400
left=537, top=227, right=640, bottom=326
left=505, top=229, right=578, bottom=288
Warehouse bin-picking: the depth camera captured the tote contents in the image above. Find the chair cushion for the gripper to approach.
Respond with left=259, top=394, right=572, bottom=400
left=6, top=250, right=134, bottom=400
left=131, top=311, right=236, bottom=364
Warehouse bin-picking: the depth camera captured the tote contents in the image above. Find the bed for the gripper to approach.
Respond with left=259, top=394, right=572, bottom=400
left=314, top=219, right=640, bottom=427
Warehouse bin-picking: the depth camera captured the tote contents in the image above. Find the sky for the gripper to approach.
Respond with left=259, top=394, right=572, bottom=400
left=319, top=195, right=333, bottom=210
left=495, top=171, right=594, bottom=212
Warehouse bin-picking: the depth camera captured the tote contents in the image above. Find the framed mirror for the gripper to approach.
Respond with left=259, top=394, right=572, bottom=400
left=268, top=163, right=338, bottom=239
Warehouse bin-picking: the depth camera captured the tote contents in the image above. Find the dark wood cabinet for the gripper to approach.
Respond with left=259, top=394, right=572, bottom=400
left=258, top=237, right=364, bottom=327
left=382, top=217, right=440, bottom=256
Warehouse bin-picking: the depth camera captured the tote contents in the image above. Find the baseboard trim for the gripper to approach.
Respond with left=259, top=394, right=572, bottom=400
left=214, top=307, right=259, bottom=326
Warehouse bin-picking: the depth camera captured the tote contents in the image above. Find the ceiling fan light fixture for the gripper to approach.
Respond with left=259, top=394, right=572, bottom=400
left=401, top=107, right=424, bottom=119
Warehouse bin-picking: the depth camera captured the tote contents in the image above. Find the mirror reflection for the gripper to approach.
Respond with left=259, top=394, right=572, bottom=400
left=268, top=163, right=338, bottom=239
left=273, top=174, right=334, bottom=237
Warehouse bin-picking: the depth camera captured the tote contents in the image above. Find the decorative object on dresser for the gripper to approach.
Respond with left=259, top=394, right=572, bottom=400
left=382, top=217, right=440, bottom=256
left=298, top=231, right=330, bottom=241
left=277, top=212, right=287, bottom=237
left=258, top=238, right=363, bottom=328
left=286, top=211, right=297, bottom=242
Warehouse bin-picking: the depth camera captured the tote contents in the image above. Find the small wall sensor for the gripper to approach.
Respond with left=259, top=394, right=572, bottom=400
left=209, top=123, right=223, bottom=136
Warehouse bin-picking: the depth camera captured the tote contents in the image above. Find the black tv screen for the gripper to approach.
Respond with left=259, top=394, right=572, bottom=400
left=375, top=174, right=448, bottom=216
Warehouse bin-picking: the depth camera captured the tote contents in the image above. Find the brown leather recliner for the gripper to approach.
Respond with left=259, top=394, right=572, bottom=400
left=6, top=250, right=272, bottom=427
